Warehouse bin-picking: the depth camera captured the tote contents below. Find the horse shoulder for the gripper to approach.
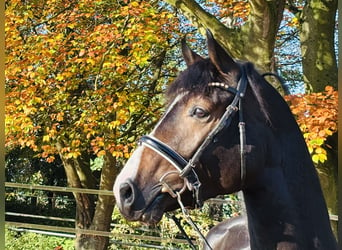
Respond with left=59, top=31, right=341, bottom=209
left=204, top=215, right=250, bottom=250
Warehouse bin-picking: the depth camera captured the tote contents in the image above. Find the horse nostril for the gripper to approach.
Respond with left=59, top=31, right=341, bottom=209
left=120, top=182, right=135, bottom=206
left=123, top=186, right=132, bottom=199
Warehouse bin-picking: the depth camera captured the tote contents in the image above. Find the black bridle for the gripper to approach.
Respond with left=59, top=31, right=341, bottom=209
left=138, top=65, right=248, bottom=208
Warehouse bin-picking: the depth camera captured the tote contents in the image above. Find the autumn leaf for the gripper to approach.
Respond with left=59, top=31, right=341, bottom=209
left=285, top=86, right=338, bottom=164
left=206, top=0, right=250, bottom=27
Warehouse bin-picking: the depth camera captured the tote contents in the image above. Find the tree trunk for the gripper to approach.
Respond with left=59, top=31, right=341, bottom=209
left=164, top=0, right=285, bottom=93
left=81, top=152, right=118, bottom=249
left=165, top=0, right=244, bottom=57
left=56, top=141, right=117, bottom=249
left=56, top=145, right=95, bottom=249
left=317, top=132, right=338, bottom=238
left=243, top=0, right=286, bottom=93
left=299, top=0, right=338, bottom=239
left=299, top=0, right=338, bottom=92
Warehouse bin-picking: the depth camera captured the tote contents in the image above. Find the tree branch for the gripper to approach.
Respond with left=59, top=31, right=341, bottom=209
left=163, top=0, right=244, bottom=58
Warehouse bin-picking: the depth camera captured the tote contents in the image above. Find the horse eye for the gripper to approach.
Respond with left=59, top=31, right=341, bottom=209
left=191, top=107, right=209, bottom=119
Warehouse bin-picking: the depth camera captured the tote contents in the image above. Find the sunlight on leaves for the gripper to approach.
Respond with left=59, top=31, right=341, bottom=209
left=285, top=86, right=337, bottom=164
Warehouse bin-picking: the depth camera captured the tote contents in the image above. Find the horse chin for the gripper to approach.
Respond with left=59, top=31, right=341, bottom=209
left=140, top=194, right=167, bottom=225
left=140, top=193, right=183, bottom=225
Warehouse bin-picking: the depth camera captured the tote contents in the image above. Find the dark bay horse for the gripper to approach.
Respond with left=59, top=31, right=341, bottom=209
left=113, top=31, right=337, bottom=249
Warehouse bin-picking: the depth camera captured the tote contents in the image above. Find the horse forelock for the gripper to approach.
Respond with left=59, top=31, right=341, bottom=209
left=166, top=59, right=236, bottom=105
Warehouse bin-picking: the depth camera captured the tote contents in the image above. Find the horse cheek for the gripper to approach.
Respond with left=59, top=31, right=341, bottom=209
left=212, top=146, right=242, bottom=193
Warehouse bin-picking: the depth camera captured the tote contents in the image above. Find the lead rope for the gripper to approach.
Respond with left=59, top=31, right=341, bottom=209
left=176, top=192, right=213, bottom=250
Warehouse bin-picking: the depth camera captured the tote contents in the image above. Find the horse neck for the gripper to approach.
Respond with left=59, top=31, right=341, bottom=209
left=242, top=94, right=336, bottom=249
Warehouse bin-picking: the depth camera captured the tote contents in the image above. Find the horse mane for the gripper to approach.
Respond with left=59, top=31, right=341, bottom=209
left=240, top=62, right=275, bottom=126
left=244, top=61, right=323, bottom=210
left=244, top=62, right=300, bottom=132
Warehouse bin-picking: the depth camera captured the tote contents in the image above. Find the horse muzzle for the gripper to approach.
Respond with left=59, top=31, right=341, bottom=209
left=114, top=178, right=168, bottom=224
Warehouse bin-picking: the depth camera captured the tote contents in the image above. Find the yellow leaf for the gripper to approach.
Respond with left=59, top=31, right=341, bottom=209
left=131, top=1, right=139, bottom=7
left=112, top=151, right=123, bottom=158
left=312, top=154, right=319, bottom=164
left=67, top=151, right=81, bottom=159
left=325, top=129, right=333, bottom=136
left=43, top=135, right=50, bottom=142
left=109, top=120, right=120, bottom=129
left=56, top=74, right=64, bottom=81
left=98, top=140, right=105, bottom=147
left=86, top=58, right=96, bottom=66
left=103, top=62, right=114, bottom=68
left=57, top=112, right=64, bottom=122
left=97, top=150, right=106, bottom=157
left=312, top=153, right=327, bottom=164
left=318, top=153, right=327, bottom=163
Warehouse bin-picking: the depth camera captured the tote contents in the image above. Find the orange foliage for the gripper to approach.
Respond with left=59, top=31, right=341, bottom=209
left=5, top=0, right=179, bottom=162
left=207, top=0, right=250, bottom=26
left=285, top=86, right=338, bottom=163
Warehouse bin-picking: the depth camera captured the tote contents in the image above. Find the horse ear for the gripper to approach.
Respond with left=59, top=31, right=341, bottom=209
left=206, top=29, right=240, bottom=75
left=181, top=38, right=203, bottom=66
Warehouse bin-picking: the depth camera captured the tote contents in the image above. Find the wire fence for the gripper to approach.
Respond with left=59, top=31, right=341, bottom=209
left=5, top=182, right=338, bottom=249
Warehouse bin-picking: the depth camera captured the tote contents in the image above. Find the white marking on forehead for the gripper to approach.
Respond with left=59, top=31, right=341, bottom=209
left=113, top=92, right=188, bottom=206
left=151, top=92, right=188, bottom=136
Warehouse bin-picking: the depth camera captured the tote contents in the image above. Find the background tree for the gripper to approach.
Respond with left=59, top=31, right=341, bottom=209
left=6, top=147, right=67, bottom=210
left=5, top=0, right=180, bottom=248
left=298, top=0, right=337, bottom=92
left=287, top=0, right=338, bottom=233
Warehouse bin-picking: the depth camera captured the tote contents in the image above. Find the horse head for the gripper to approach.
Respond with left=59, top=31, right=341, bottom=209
left=113, top=31, right=269, bottom=225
